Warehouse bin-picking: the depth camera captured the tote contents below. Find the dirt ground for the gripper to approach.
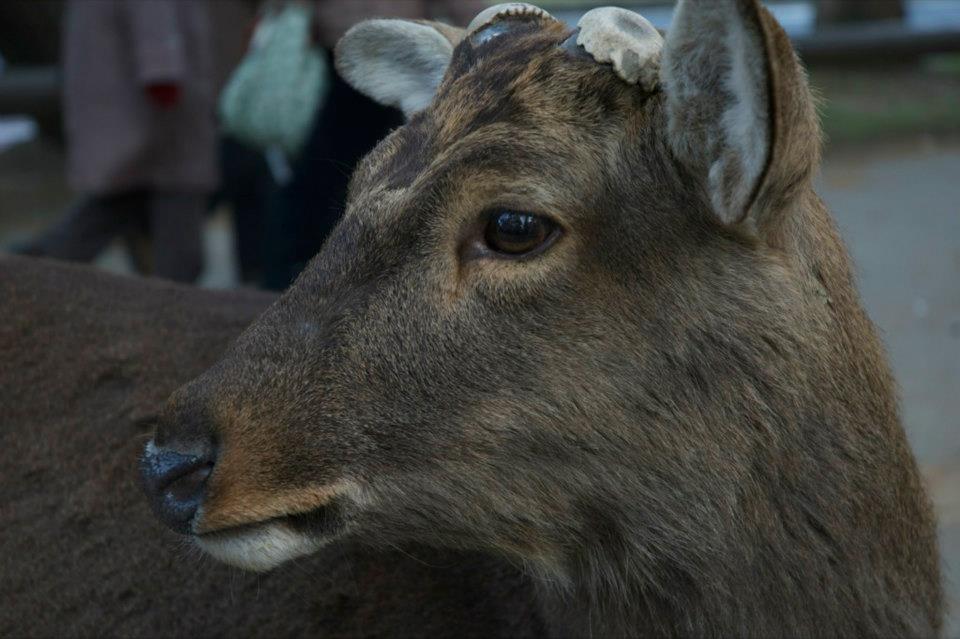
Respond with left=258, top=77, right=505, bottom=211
left=1, top=132, right=958, bottom=633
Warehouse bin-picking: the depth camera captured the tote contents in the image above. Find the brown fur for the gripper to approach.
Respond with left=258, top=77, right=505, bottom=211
left=0, top=256, right=542, bottom=638
left=148, top=3, right=941, bottom=637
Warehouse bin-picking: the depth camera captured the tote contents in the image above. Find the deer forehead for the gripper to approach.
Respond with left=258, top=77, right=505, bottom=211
left=346, top=31, right=654, bottom=209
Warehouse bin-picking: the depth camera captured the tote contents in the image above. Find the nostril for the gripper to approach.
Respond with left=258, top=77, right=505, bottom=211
left=143, top=446, right=211, bottom=490
left=164, top=463, right=212, bottom=502
left=140, top=441, right=215, bottom=534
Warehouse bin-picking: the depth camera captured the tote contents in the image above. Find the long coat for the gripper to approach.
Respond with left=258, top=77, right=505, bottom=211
left=314, top=0, right=487, bottom=47
left=63, top=0, right=219, bottom=194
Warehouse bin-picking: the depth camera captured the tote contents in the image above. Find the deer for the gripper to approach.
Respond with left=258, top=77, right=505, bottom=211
left=0, top=255, right=542, bottom=637
left=139, top=1, right=943, bottom=637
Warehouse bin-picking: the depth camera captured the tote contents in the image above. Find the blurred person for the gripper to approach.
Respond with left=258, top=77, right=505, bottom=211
left=209, top=0, right=275, bottom=285
left=260, top=0, right=485, bottom=289
left=816, top=0, right=904, bottom=26
left=18, top=0, right=218, bottom=283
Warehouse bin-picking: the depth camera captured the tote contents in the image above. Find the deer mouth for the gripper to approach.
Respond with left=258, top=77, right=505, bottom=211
left=194, top=501, right=344, bottom=571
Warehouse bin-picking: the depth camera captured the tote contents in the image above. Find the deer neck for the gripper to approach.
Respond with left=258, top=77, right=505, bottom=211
left=531, top=539, right=702, bottom=638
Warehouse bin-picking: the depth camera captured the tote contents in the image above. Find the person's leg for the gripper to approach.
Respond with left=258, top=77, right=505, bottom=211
left=14, top=190, right=146, bottom=262
left=260, top=180, right=299, bottom=291
left=121, top=204, right=153, bottom=275
left=149, top=191, right=205, bottom=283
left=274, top=50, right=403, bottom=286
left=219, top=136, right=270, bottom=283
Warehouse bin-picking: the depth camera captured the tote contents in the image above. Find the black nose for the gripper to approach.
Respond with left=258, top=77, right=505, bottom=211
left=140, top=439, right=215, bottom=534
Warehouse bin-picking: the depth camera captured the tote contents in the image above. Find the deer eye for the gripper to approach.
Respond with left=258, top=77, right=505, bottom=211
left=483, top=210, right=557, bottom=256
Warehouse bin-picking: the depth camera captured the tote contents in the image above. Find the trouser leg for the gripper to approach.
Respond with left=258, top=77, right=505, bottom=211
left=149, top=191, right=205, bottom=283
left=219, top=137, right=269, bottom=283
left=19, top=191, right=146, bottom=262
left=264, top=49, right=403, bottom=290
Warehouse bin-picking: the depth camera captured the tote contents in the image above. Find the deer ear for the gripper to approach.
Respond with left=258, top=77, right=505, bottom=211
left=335, top=20, right=457, bottom=119
left=661, top=0, right=819, bottom=232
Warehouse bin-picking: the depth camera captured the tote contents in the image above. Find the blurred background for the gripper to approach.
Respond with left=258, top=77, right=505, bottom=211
left=0, top=0, right=957, bottom=634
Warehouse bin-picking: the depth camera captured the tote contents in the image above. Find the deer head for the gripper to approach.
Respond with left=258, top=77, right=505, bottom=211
left=141, top=2, right=940, bottom=635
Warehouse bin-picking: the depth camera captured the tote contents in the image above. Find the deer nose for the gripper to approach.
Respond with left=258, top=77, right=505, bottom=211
left=140, top=438, right=215, bottom=534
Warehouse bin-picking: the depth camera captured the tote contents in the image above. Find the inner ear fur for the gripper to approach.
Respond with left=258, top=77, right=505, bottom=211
left=661, top=0, right=820, bottom=238
left=335, top=20, right=464, bottom=119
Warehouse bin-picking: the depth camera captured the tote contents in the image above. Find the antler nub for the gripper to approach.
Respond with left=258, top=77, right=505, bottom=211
left=466, top=3, right=555, bottom=37
left=576, top=7, right=663, bottom=91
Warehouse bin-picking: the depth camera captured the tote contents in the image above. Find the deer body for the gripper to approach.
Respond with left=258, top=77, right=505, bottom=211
left=141, top=2, right=942, bottom=637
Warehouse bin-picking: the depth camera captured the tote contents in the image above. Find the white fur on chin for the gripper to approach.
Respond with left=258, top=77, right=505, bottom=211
left=195, top=521, right=328, bottom=572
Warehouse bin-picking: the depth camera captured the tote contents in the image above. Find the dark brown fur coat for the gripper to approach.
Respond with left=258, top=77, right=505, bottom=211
left=0, top=256, right=542, bottom=638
